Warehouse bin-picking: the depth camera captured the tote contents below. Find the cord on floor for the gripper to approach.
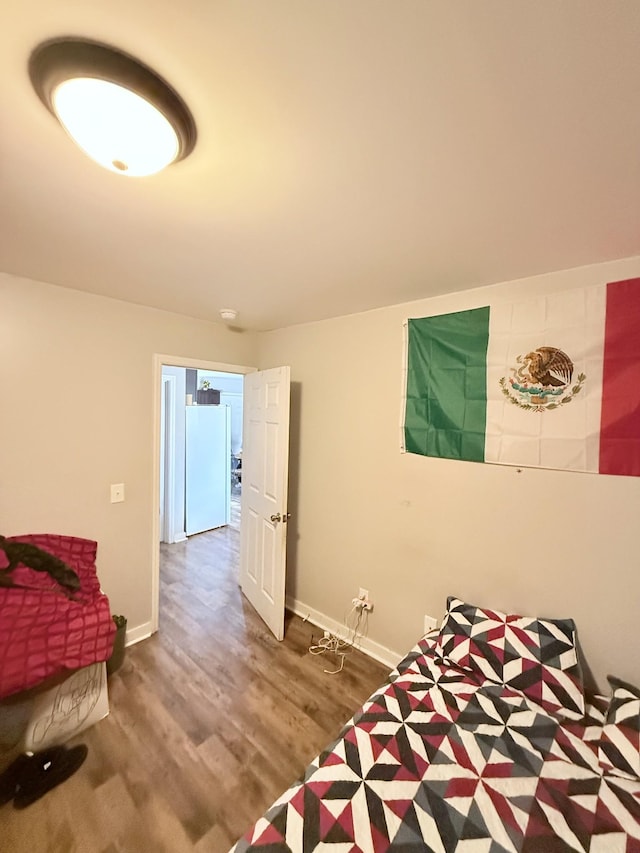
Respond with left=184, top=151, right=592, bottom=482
left=308, top=605, right=369, bottom=674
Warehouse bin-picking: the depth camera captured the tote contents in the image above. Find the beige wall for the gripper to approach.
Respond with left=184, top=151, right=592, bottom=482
left=0, top=273, right=257, bottom=634
left=259, top=256, right=640, bottom=691
left=2, top=259, right=639, bottom=692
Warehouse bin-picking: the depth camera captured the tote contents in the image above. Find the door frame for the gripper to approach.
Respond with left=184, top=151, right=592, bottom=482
left=160, top=373, right=177, bottom=544
left=151, top=353, right=256, bottom=634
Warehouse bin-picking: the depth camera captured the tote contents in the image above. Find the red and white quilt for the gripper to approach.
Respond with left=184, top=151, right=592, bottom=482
left=0, top=534, right=115, bottom=699
left=232, top=634, right=640, bottom=852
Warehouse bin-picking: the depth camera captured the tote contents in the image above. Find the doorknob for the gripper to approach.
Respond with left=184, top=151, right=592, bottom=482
left=270, top=513, right=281, bottom=523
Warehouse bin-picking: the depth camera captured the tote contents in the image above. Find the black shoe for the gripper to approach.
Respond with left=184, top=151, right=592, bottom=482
left=13, top=744, right=88, bottom=809
left=0, top=754, right=32, bottom=805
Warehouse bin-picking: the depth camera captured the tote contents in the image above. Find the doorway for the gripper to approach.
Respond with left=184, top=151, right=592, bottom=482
left=151, top=355, right=255, bottom=634
left=160, top=367, right=243, bottom=542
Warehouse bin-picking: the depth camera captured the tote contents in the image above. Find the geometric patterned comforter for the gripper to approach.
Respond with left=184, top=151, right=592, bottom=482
left=231, top=634, right=640, bottom=852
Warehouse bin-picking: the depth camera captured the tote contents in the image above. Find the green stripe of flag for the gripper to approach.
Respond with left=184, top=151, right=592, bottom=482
left=404, top=307, right=490, bottom=462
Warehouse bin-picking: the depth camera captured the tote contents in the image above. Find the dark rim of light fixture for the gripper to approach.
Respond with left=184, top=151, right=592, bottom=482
left=29, top=36, right=197, bottom=163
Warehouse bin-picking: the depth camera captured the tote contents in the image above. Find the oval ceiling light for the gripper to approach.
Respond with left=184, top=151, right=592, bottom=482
left=29, top=37, right=196, bottom=177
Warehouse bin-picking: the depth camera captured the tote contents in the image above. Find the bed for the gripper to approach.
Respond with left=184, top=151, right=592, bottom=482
left=231, top=597, right=640, bottom=852
left=0, top=534, right=116, bottom=701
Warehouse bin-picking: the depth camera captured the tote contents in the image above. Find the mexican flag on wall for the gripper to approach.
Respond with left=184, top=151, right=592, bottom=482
left=402, top=277, right=640, bottom=476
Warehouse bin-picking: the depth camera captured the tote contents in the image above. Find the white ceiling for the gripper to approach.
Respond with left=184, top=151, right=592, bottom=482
left=1, top=2, right=639, bottom=331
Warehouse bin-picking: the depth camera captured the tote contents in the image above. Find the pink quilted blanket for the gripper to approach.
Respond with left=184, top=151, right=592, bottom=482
left=0, top=534, right=116, bottom=700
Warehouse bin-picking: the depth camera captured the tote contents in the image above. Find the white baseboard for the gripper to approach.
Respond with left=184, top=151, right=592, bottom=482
left=125, top=620, right=154, bottom=647
left=285, top=596, right=403, bottom=670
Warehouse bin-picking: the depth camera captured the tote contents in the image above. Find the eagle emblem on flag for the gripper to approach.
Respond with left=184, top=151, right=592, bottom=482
left=500, top=346, right=586, bottom=411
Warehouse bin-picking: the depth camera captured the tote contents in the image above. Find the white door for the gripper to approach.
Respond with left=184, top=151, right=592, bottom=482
left=240, top=366, right=291, bottom=641
left=160, top=375, right=175, bottom=543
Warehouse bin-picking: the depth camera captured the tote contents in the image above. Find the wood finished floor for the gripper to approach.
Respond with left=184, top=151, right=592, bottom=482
left=2, top=506, right=388, bottom=852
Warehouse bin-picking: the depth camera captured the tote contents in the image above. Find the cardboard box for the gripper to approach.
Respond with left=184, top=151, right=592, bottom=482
left=21, top=662, right=109, bottom=752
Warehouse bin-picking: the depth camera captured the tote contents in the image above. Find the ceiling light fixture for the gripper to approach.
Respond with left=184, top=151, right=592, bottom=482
left=219, top=309, right=238, bottom=322
left=29, top=37, right=196, bottom=177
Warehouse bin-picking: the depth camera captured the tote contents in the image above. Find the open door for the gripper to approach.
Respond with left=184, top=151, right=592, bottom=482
left=239, top=366, right=291, bottom=640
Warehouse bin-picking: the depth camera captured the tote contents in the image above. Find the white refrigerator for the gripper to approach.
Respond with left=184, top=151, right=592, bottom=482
left=185, top=405, right=231, bottom=535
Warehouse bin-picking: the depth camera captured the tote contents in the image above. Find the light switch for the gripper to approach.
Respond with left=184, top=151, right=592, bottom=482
left=110, top=483, right=125, bottom=503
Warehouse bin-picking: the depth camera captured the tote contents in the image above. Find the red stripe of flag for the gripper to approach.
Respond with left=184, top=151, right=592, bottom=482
left=599, top=278, right=640, bottom=476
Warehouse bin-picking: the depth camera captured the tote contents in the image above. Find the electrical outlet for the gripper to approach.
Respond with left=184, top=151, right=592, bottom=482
left=358, top=588, right=369, bottom=601
left=110, top=483, right=125, bottom=503
left=424, top=614, right=438, bottom=633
